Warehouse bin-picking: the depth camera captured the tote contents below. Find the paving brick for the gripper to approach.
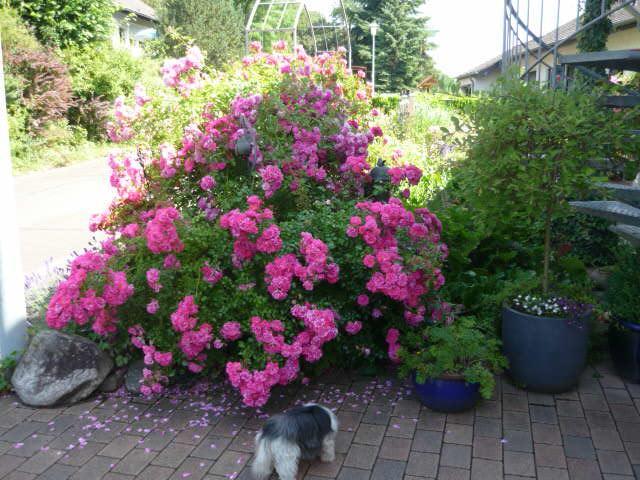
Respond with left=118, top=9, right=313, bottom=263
left=447, top=411, right=475, bottom=426
left=535, top=444, right=567, bottom=469
left=471, top=458, right=502, bottom=480
left=336, top=466, right=371, bottom=480
left=393, top=399, right=421, bottom=419
left=563, top=435, right=596, bottom=459
left=152, top=442, right=194, bottom=468
left=113, top=447, right=157, bottom=475
left=566, top=457, right=602, bottom=480
left=528, top=393, right=555, bottom=406
left=624, top=442, right=640, bottom=464
left=371, top=458, right=406, bottom=480
left=579, top=393, right=609, bottom=412
left=532, top=423, right=562, bottom=445
left=39, top=464, right=77, bottom=480
left=377, top=436, right=411, bottom=461
left=503, top=411, right=530, bottom=432
left=136, top=465, right=175, bottom=480
left=0, top=454, right=25, bottom=477
left=474, top=417, right=502, bottom=438
left=597, top=450, right=634, bottom=475
left=475, top=400, right=501, bottom=419
left=102, top=474, right=133, bottom=480
left=438, top=466, right=470, bottom=480
left=335, top=430, right=354, bottom=455
left=58, top=441, right=104, bottom=466
left=354, top=423, right=386, bottom=446
left=604, top=388, right=633, bottom=406
left=586, top=410, right=616, bottom=430
left=417, top=410, right=446, bottom=431
left=503, top=394, right=528, bottom=412
left=556, top=401, right=584, bottom=418
left=473, top=436, right=502, bottom=461
left=2, top=471, right=37, bottom=480
left=444, top=423, right=473, bottom=445
left=16, top=449, right=62, bottom=474
left=99, top=435, right=141, bottom=458
left=617, top=422, right=640, bottom=443
left=503, top=430, right=532, bottom=452
left=610, top=404, right=640, bottom=423
left=211, top=416, right=246, bottom=437
left=174, top=426, right=212, bottom=446
left=338, top=410, right=363, bottom=432
left=190, top=436, right=231, bottom=461
left=536, top=466, right=569, bottom=480
left=530, top=406, right=558, bottom=425
left=591, top=428, right=624, bottom=451
left=1, top=422, right=41, bottom=442
left=441, top=444, right=472, bottom=469
left=69, top=455, right=114, bottom=480
left=411, top=429, right=441, bottom=453
left=307, top=453, right=345, bottom=477
left=405, top=450, right=439, bottom=477
left=558, top=417, right=590, bottom=437
left=344, top=444, right=379, bottom=470
left=362, top=405, right=392, bottom=426
left=386, top=418, right=416, bottom=439
left=503, top=451, right=535, bottom=477
left=9, top=433, right=54, bottom=458
left=169, top=457, right=214, bottom=480
left=228, top=429, right=257, bottom=453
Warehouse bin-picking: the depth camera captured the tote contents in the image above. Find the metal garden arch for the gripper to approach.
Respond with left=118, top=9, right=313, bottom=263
left=245, top=0, right=352, bottom=67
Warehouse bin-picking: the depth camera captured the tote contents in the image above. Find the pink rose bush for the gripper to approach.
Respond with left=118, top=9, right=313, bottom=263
left=45, top=43, right=449, bottom=407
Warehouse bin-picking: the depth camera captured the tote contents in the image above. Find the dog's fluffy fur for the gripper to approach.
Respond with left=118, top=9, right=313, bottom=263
left=252, top=403, right=338, bottom=480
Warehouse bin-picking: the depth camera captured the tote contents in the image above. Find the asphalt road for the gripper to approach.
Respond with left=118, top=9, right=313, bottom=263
left=14, top=158, right=113, bottom=274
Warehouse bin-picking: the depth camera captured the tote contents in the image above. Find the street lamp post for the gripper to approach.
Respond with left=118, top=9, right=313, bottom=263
left=369, top=21, right=379, bottom=96
left=0, top=39, right=27, bottom=359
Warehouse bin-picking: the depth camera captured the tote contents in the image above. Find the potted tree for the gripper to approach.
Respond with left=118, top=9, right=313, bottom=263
left=462, top=77, right=630, bottom=392
left=606, top=247, right=640, bottom=383
left=398, top=318, right=507, bottom=413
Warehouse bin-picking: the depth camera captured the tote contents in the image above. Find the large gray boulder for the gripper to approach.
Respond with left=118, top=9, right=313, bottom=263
left=12, top=330, right=113, bottom=406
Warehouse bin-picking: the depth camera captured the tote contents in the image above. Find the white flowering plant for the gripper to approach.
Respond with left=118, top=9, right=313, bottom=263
left=510, top=294, right=591, bottom=319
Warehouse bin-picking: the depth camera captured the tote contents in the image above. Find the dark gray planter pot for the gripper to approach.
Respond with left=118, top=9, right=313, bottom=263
left=502, top=306, right=590, bottom=393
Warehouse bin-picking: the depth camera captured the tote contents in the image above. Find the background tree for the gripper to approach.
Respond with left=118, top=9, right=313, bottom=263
left=159, top=0, right=245, bottom=68
left=8, top=0, right=114, bottom=48
left=343, top=0, right=435, bottom=92
left=577, top=0, right=613, bottom=53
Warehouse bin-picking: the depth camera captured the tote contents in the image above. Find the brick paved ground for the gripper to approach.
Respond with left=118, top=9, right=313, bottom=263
left=0, top=362, right=639, bottom=480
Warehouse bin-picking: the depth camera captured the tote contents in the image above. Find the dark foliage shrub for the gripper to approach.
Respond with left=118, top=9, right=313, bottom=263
left=6, top=49, right=75, bottom=131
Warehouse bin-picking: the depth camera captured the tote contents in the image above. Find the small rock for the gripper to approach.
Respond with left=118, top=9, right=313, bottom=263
left=125, top=359, right=145, bottom=394
left=99, top=368, right=126, bottom=393
left=11, top=330, right=113, bottom=406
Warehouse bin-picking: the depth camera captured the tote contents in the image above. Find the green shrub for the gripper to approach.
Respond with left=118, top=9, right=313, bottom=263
left=159, top=0, right=244, bottom=68
left=0, top=352, right=18, bottom=394
left=0, top=6, right=40, bottom=54
left=62, top=43, right=146, bottom=138
left=372, top=94, right=400, bottom=113
left=605, top=246, right=640, bottom=324
left=459, top=75, right=635, bottom=293
left=9, top=0, right=114, bottom=48
left=62, top=44, right=144, bottom=102
left=398, top=317, right=508, bottom=399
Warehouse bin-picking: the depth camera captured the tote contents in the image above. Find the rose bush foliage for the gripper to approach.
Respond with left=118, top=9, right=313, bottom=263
left=45, top=42, right=449, bottom=406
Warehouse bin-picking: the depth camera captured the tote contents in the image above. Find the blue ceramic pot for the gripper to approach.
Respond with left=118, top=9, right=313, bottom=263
left=413, top=374, right=480, bottom=413
left=502, top=306, right=590, bottom=393
left=609, top=318, right=640, bottom=384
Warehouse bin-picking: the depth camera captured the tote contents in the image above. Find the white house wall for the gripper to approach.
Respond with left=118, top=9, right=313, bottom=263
left=112, top=11, right=156, bottom=57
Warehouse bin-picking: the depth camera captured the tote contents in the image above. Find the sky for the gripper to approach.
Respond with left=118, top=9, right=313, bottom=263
left=423, top=0, right=580, bottom=77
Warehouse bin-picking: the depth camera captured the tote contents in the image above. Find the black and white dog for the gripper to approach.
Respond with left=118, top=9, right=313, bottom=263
left=252, top=403, right=338, bottom=480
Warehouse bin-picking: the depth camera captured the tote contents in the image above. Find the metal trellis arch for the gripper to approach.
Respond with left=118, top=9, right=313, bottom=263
left=245, top=0, right=352, bottom=66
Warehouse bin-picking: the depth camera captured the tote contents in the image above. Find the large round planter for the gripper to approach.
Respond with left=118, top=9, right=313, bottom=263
left=609, top=318, right=640, bottom=384
left=502, top=306, right=590, bottom=393
left=413, top=374, right=480, bottom=413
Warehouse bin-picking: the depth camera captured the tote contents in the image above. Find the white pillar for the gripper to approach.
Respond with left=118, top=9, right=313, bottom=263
left=0, top=39, right=28, bottom=359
